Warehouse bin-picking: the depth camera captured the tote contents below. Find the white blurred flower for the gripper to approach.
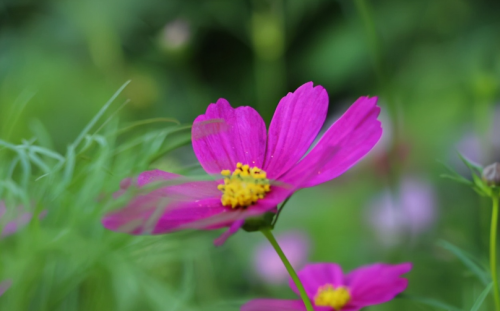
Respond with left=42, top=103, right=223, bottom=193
left=160, top=19, right=191, bottom=50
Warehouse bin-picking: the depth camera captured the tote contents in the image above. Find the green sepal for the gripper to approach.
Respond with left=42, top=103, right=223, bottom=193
left=439, top=153, right=500, bottom=198
left=242, top=212, right=275, bottom=232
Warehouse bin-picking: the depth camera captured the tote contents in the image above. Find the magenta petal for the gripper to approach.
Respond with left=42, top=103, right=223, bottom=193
left=103, top=169, right=284, bottom=236
left=173, top=189, right=286, bottom=233
left=214, top=219, right=244, bottom=246
left=137, top=170, right=221, bottom=200
left=184, top=174, right=295, bottom=235
left=137, top=170, right=179, bottom=187
left=264, top=82, right=328, bottom=179
left=103, top=191, right=227, bottom=234
left=286, top=96, right=382, bottom=188
left=192, top=99, right=267, bottom=174
left=345, top=263, right=412, bottom=307
left=241, top=299, right=306, bottom=311
left=152, top=197, right=229, bottom=233
left=103, top=170, right=227, bottom=234
left=289, top=263, right=345, bottom=298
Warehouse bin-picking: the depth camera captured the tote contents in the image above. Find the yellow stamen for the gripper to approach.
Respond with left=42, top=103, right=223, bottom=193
left=314, top=284, right=351, bottom=310
left=218, top=162, right=271, bottom=208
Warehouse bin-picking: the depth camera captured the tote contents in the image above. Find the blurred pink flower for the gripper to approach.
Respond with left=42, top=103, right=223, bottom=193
left=455, top=105, right=500, bottom=166
left=0, top=202, right=31, bottom=238
left=0, top=201, right=46, bottom=238
left=254, top=231, right=310, bottom=285
left=366, top=177, right=437, bottom=247
left=0, top=279, right=12, bottom=296
left=492, top=107, right=500, bottom=153
left=456, top=131, right=484, bottom=165
left=103, top=82, right=382, bottom=245
left=242, top=262, right=412, bottom=311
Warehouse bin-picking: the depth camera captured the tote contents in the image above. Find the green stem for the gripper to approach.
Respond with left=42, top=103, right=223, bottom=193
left=490, top=195, right=500, bottom=311
left=261, top=229, right=314, bottom=311
left=271, top=195, right=292, bottom=228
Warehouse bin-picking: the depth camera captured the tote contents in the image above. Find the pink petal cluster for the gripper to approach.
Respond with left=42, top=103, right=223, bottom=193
left=0, top=201, right=35, bottom=238
left=242, top=262, right=412, bottom=311
left=103, top=82, right=382, bottom=244
left=254, top=231, right=310, bottom=284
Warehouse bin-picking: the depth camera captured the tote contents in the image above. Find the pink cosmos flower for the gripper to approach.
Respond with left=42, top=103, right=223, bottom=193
left=254, top=231, right=310, bottom=284
left=102, top=82, right=382, bottom=245
left=242, top=262, right=412, bottom=311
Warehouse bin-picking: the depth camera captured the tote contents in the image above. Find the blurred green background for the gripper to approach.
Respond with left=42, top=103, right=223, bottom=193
left=1, top=0, right=500, bottom=310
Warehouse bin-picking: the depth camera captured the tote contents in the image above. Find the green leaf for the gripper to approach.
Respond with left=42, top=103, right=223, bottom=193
left=399, top=293, right=462, bottom=311
left=113, top=118, right=181, bottom=136
left=438, top=240, right=489, bottom=285
left=470, top=282, right=493, bottom=311
left=71, top=80, right=130, bottom=150
left=438, top=159, right=473, bottom=186
left=457, top=152, right=483, bottom=173
left=63, top=146, right=76, bottom=185
left=440, top=174, right=472, bottom=185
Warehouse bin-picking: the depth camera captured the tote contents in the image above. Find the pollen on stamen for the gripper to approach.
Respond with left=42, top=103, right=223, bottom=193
left=314, top=284, right=351, bottom=310
left=218, top=162, right=271, bottom=208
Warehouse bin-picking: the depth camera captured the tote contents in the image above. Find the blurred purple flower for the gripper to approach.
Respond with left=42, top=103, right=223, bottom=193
left=455, top=105, right=500, bottom=166
left=242, top=262, right=412, bottom=311
left=0, top=279, right=12, bottom=296
left=253, top=231, right=310, bottom=285
left=0, top=201, right=45, bottom=238
left=103, top=82, right=382, bottom=245
left=456, top=131, right=484, bottom=165
left=366, top=177, right=437, bottom=247
left=492, top=107, right=500, bottom=153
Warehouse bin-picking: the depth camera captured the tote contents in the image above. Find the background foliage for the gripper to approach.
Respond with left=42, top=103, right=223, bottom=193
left=1, top=0, right=500, bottom=310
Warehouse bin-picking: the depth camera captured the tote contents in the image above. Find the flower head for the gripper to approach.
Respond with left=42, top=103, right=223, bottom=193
left=242, top=262, right=412, bottom=311
left=483, top=163, right=500, bottom=186
left=254, top=231, right=310, bottom=284
left=103, top=82, right=382, bottom=245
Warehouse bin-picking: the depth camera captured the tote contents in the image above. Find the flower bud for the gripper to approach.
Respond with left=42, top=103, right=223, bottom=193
left=483, top=163, right=500, bottom=186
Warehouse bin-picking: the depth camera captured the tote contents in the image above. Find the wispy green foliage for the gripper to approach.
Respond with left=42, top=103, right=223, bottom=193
left=440, top=153, right=494, bottom=197
left=399, top=294, right=462, bottom=311
left=0, top=84, right=207, bottom=311
left=438, top=240, right=489, bottom=285
left=469, top=283, right=493, bottom=311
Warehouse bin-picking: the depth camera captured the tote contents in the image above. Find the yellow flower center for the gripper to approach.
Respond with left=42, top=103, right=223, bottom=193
left=217, top=162, right=271, bottom=208
left=314, top=284, right=351, bottom=310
